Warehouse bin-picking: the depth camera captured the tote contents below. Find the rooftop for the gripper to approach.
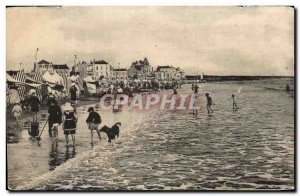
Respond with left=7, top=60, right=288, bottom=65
left=37, top=60, right=51, bottom=64
left=94, top=60, right=108, bottom=64
left=53, top=64, right=69, bottom=69
left=156, top=65, right=177, bottom=71
left=113, top=68, right=127, bottom=71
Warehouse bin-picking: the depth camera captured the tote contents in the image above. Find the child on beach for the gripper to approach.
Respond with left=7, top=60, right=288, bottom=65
left=28, top=91, right=40, bottom=122
left=62, top=102, right=77, bottom=147
left=172, top=88, right=178, bottom=96
left=194, top=84, right=199, bottom=94
left=48, top=100, right=62, bottom=137
left=191, top=83, right=195, bottom=90
left=192, top=94, right=200, bottom=115
left=205, top=93, right=214, bottom=113
left=232, top=94, right=239, bottom=109
left=12, top=102, right=22, bottom=123
left=70, top=83, right=78, bottom=106
left=86, top=107, right=102, bottom=146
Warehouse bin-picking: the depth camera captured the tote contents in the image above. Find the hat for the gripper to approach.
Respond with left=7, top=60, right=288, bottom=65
left=87, top=107, right=94, bottom=112
left=72, top=82, right=76, bottom=86
left=62, top=102, right=74, bottom=111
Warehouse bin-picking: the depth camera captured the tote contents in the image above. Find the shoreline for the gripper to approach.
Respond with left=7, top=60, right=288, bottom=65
left=8, top=101, right=160, bottom=190
left=185, top=76, right=294, bottom=84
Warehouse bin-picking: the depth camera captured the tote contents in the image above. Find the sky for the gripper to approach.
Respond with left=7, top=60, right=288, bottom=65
left=6, top=6, right=294, bottom=76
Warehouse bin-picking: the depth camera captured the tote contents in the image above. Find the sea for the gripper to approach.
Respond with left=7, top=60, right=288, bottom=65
left=8, top=78, right=294, bottom=190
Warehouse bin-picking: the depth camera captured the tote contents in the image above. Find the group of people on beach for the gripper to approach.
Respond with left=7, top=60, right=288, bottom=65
left=11, top=83, right=104, bottom=147
left=46, top=98, right=102, bottom=147
left=11, top=91, right=41, bottom=124
left=10, top=81, right=241, bottom=146
left=47, top=99, right=104, bottom=147
left=190, top=82, right=239, bottom=114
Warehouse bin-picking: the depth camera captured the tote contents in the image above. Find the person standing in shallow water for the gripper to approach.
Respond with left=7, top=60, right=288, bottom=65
left=205, top=93, right=214, bottom=113
left=70, top=83, right=78, bottom=106
left=28, top=91, right=40, bottom=122
left=86, top=107, right=102, bottom=146
left=46, top=93, right=57, bottom=108
left=191, top=83, right=195, bottom=91
left=62, top=102, right=77, bottom=147
left=172, top=87, right=178, bottom=96
left=232, top=94, right=239, bottom=109
left=48, top=100, right=62, bottom=137
left=194, top=84, right=199, bottom=94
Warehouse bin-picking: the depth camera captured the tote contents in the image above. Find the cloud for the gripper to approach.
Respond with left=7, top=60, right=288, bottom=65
left=6, top=6, right=294, bottom=76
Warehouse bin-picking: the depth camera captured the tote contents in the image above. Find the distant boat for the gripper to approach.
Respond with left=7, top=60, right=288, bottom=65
left=199, top=72, right=206, bottom=83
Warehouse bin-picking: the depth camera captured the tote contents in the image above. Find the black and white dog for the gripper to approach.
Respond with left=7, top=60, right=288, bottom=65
left=99, top=122, right=121, bottom=143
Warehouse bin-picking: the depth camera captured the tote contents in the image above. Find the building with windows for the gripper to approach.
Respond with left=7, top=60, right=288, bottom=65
left=128, top=57, right=152, bottom=79
left=155, top=65, right=178, bottom=80
left=34, top=59, right=53, bottom=75
left=112, top=68, right=128, bottom=80
left=175, top=68, right=185, bottom=80
left=53, top=64, right=70, bottom=75
left=92, top=60, right=111, bottom=80
left=34, top=59, right=70, bottom=76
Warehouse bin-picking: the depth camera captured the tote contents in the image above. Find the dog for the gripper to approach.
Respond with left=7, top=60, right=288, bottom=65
left=99, top=122, right=121, bottom=143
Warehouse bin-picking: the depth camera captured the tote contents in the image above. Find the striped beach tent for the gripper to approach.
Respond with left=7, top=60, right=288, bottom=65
left=58, top=71, right=69, bottom=94
left=8, top=70, right=46, bottom=101
left=28, top=72, right=47, bottom=101
left=10, top=70, right=27, bottom=101
left=69, top=75, right=84, bottom=91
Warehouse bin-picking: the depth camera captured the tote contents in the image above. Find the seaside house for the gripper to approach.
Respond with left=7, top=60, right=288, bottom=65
left=128, top=57, right=152, bottom=79
left=127, top=66, right=139, bottom=79
left=176, top=68, right=185, bottom=80
left=52, top=64, right=70, bottom=76
left=155, top=65, right=178, bottom=81
left=71, top=60, right=94, bottom=77
left=34, top=59, right=53, bottom=75
left=76, top=61, right=91, bottom=77
left=112, top=68, right=128, bottom=80
left=92, top=60, right=111, bottom=80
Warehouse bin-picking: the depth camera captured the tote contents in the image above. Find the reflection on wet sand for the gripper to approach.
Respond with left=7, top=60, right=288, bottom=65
left=49, top=142, right=76, bottom=171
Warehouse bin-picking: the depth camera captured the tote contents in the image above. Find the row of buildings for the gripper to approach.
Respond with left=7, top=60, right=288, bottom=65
left=34, top=57, right=185, bottom=81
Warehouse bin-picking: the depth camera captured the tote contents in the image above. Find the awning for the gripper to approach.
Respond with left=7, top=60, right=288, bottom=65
left=23, top=83, right=42, bottom=88
left=42, top=71, right=63, bottom=85
left=6, top=74, right=22, bottom=84
left=25, top=76, right=43, bottom=84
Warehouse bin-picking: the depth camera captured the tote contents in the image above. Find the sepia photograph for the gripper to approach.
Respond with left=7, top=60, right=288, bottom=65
left=6, top=6, right=294, bottom=191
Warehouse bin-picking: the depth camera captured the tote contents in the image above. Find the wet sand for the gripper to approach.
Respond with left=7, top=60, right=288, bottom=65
left=7, top=94, right=159, bottom=190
